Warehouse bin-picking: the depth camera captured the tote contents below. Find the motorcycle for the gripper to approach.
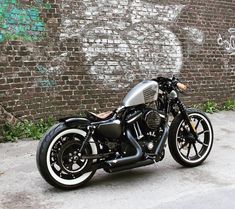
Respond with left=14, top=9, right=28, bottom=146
left=36, top=76, right=213, bottom=189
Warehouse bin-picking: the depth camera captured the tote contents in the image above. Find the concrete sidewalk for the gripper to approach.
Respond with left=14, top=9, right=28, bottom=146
left=0, top=111, right=235, bottom=209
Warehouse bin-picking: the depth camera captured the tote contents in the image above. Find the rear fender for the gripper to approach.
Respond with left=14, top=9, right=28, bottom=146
left=59, top=117, right=90, bottom=128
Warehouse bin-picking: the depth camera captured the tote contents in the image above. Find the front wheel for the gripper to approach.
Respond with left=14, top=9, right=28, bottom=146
left=36, top=124, right=98, bottom=189
left=168, top=108, right=213, bottom=167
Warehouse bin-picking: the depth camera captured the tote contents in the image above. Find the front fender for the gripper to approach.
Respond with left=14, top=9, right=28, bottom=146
left=58, top=117, right=90, bottom=128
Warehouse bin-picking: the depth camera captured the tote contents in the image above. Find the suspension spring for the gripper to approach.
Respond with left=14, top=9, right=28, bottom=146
left=176, top=99, right=187, bottom=113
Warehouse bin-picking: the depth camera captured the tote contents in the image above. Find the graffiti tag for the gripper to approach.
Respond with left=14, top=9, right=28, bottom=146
left=0, top=0, right=47, bottom=42
left=218, top=28, right=235, bottom=55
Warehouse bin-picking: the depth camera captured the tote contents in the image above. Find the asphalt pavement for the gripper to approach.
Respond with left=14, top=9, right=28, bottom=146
left=0, top=111, right=235, bottom=209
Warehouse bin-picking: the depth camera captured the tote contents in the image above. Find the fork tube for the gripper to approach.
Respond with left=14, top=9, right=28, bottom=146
left=175, top=99, right=198, bottom=139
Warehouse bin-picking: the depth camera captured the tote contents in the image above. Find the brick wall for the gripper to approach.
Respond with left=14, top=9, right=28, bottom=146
left=0, top=0, right=235, bottom=127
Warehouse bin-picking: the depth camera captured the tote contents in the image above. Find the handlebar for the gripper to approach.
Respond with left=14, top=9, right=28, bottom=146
left=153, top=76, right=187, bottom=92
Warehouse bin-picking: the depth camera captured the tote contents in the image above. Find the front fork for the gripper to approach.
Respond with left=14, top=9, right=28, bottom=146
left=174, top=98, right=198, bottom=141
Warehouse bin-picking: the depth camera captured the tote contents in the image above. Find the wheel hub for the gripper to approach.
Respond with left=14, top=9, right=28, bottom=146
left=57, top=140, right=87, bottom=174
left=185, top=132, right=196, bottom=144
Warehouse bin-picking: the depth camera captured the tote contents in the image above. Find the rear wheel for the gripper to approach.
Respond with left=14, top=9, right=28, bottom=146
left=36, top=124, right=98, bottom=189
left=168, top=109, right=213, bottom=167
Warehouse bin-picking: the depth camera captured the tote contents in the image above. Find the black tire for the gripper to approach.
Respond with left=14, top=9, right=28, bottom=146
left=168, top=108, right=213, bottom=167
left=36, top=123, right=97, bottom=189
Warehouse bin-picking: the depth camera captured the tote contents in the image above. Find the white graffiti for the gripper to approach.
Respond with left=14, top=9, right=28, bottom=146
left=218, top=28, right=235, bottom=55
left=183, top=27, right=204, bottom=45
left=59, top=0, right=187, bottom=89
left=182, top=26, right=205, bottom=54
left=59, top=0, right=202, bottom=89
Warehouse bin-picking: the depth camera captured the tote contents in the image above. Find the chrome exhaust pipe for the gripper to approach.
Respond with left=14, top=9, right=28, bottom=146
left=105, top=129, right=143, bottom=167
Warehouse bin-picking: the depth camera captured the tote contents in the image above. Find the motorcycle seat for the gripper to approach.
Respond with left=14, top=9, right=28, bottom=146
left=86, top=111, right=113, bottom=122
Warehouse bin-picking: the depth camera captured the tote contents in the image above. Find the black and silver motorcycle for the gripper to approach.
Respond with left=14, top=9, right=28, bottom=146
left=36, top=76, right=213, bottom=189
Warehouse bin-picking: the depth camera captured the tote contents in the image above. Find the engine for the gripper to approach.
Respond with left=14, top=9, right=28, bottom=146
left=122, top=108, right=163, bottom=156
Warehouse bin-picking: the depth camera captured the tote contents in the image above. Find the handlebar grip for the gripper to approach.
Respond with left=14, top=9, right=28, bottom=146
left=177, top=82, right=187, bottom=91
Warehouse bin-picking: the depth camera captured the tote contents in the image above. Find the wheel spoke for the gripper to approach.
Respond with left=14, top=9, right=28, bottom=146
left=196, top=138, right=209, bottom=147
left=195, top=119, right=202, bottom=130
left=179, top=142, right=188, bottom=151
left=197, top=130, right=209, bottom=135
left=186, top=143, right=192, bottom=159
left=193, top=143, right=201, bottom=158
